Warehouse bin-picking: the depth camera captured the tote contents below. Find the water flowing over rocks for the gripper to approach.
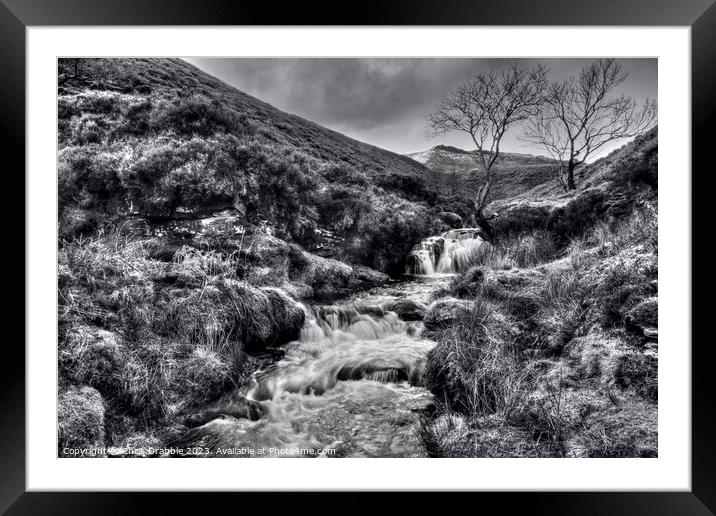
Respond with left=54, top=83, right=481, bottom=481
left=175, top=276, right=449, bottom=457
left=406, top=228, right=486, bottom=275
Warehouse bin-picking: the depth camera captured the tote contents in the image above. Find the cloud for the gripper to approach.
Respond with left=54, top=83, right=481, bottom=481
left=186, top=58, right=657, bottom=155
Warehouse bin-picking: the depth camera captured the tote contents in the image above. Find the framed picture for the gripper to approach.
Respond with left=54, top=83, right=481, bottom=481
left=8, top=0, right=713, bottom=511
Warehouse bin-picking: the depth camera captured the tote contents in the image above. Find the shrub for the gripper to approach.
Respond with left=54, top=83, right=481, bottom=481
left=432, top=266, right=485, bottom=299
left=156, top=278, right=304, bottom=353
left=118, top=343, right=174, bottom=426
left=120, top=97, right=153, bottom=135
left=454, top=230, right=558, bottom=272
left=567, top=397, right=657, bottom=457
left=69, top=114, right=108, bottom=145
left=593, top=259, right=655, bottom=328
left=588, top=204, right=658, bottom=256
left=601, top=347, right=658, bottom=401
left=425, top=301, right=524, bottom=416
left=58, top=385, right=106, bottom=456
left=59, top=325, right=126, bottom=395
left=508, top=231, right=558, bottom=267
left=376, top=173, right=439, bottom=204
left=181, top=347, right=233, bottom=406
left=151, top=94, right=238, bottom=137
left=353, top=205, right=432, bottom=274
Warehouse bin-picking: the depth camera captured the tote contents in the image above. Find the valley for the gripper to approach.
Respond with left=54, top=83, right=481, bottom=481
left=57, top=58, right=658, bottom=459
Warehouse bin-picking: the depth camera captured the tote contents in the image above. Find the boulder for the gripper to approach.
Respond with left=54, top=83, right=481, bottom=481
left=438, top=211, right=463, bottom=229
left=352, top=265, right=390, bottom=287
left=183, top=396, right=267, bottom=428
left=260, top=286, right=307, bottom=347
left=296, top=252, right=353, bottom=298
left=169, top=279, right=305, bottom=352
left=280, top=281, right=314, bottom=300
left=424, top=298, right=473, bottom=330
left=383, top=299, right=428, bottom=321
left=58, top=385, right=106, bottom=457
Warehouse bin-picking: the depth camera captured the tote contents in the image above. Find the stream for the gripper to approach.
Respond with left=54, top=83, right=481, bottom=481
left=184, top=229, right=484, bottom=458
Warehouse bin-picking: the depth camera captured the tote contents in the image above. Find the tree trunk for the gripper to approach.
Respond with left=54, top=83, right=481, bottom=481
left=475, top=208, right=495, bottom=242
left=474, top=180, right=495, bottom=242
left=566, top=159, right=576, bottom=191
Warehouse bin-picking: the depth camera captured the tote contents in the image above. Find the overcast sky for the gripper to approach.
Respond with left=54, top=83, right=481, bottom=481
left=186, top=58, right=657, bottom=158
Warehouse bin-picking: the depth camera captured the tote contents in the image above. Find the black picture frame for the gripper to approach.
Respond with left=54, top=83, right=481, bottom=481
left=5, top=0, right=713, bottom=513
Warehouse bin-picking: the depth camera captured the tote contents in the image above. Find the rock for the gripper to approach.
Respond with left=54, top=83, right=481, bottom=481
left=443, top=227, right=486, bottom=240
left=438, top=211, right=463, bottom=229
left=424, top=298, right=472, bottom=330
left=183, top=396, right=267, bottom=428
left=355, top=304, right=386, bottom=318
left=383, top=299, right=428, bottom=321
left=58, top=385, right=106, bottom=456
left=352, top=265, right=390, bottom=286
left=260, top=286, right=306, bottom=347
left=280, top=281, right=314, bottom=300
left=297, top=251, right=354, bottom=298
left=172, top=279, right=305, bottom=352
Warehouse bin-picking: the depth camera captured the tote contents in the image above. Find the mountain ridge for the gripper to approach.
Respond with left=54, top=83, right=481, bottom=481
left=406, top=144, right=557, bottom=201
left=407, top=144, right=553, bottom=166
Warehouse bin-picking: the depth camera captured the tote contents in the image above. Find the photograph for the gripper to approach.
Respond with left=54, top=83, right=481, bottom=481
left=56, top=56, right=658, bottom=459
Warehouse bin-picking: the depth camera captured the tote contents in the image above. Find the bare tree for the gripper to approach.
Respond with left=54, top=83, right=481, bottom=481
left=427, top=63, right=547, bottom=240
left=523, top=59, right=657, bottom=191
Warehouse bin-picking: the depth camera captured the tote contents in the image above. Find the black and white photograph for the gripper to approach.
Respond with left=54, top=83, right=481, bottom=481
left=56, top=56, right=659, bottom=459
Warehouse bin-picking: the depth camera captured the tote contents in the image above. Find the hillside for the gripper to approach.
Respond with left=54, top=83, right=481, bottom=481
left=489, top=127, right=658, bottom=240
left=57, top=58, right=455, bottom=274
left=419, top=128, right=658, bottom=458
left=407, top=145, right=556, bottom=201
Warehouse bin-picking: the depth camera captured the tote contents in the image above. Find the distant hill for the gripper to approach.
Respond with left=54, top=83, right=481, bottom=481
left=408, top=145, right=552, bottom=172
left=406, top=145, right=556, bottom=201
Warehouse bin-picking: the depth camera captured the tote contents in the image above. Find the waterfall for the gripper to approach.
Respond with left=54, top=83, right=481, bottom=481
left=406, top=228, right=485, bottom=275
left=175, top=273, right=449, bottom=458
left=246, top=302, right=430, bottom=402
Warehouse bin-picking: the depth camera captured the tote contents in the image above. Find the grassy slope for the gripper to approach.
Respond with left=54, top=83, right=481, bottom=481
left=63, top=58, right=430, bottom=179
left=58, top=58, right=454, bottom=274
left=420, top=129, right=658, bottom=457
left=488, top=128, right=658, bottom=242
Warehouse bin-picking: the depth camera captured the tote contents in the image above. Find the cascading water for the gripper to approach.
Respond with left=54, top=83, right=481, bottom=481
left=180, top=277, right=446, bottom=458
left=176, top=229, right=482, bottom=457
left=406, top=228, right=486, bottom=275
